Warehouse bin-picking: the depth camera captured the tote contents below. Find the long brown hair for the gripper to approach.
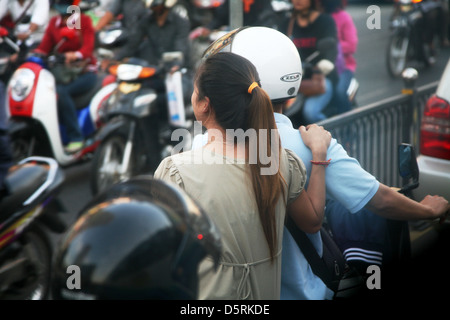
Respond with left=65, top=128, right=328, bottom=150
left=195, top=52, right=286, bottom=259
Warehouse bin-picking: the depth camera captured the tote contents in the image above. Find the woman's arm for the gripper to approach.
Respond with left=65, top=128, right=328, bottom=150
left=287, top=124, right=331, bottom=233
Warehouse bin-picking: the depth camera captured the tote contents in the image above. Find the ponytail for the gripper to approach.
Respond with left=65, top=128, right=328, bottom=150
left=246, top=85, right=286, bottom=261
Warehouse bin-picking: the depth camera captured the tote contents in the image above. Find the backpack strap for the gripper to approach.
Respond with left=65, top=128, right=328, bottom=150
left=285, top=216, right=343, bottom=293
left=13, top=0, right=35, bottom=27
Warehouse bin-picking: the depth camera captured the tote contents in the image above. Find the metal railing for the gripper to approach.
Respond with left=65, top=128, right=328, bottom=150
left=318, top=81, right=439, bottom=188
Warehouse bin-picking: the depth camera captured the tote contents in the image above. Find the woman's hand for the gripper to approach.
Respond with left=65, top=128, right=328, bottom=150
left=299, top=124, right=331, bottom=158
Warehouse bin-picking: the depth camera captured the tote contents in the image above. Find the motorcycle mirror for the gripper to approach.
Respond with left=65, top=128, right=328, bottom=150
left=0, top=27, right=8, bottom=37
left=398, top=143, right=419, bottom=184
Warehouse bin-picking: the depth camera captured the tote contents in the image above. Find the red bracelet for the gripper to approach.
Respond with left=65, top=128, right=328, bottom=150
left=310, top=158, right=331, bottom=167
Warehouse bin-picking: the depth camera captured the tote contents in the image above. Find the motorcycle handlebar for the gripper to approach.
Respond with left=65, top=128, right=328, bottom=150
left=2, top=36, right=20, bottom=53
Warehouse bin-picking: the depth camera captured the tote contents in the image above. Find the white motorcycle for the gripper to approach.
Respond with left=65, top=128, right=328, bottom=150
left=6, top=28, right=115, bottom=167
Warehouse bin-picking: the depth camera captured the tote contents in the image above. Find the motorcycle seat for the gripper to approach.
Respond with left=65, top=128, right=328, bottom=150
left=0, top=164, right=48, bottom=219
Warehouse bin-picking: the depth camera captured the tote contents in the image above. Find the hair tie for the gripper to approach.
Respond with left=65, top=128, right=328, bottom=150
left=248, top=82, right=259, bottom=94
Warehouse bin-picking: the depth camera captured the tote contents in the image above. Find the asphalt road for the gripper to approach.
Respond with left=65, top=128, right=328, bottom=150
left=49, top=2, right=450, bottom=300
left=350, top=2, right=449, bottom=107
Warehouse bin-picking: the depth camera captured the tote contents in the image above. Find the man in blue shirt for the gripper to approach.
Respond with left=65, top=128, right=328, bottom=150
left=191, top=26, right=450, bottom=299
left=273, top=103, right=377, bottom=299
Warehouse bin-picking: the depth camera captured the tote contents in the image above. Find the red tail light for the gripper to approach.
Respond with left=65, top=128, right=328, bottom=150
left=420, top=95, right=450, bottom=160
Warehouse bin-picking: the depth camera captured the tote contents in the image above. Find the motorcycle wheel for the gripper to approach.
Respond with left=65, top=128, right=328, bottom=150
left=386, top=34, right=410, bottom=78
left=90, top=134, right=136, bottom=196
left=2, top=226, right=52, bottom=300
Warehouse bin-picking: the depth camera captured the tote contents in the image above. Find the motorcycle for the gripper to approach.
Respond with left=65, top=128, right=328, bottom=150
left=317, top=143, right=421, bottom=298
left=0, top=156, right=66, bottom=300
left=95, top=19, right=129, bottom=66
left=386, top=0, right=442, bottom=78
left=89, top=52, right=193, bottom=195
left=6, top=27, right=115, bottom=166
left=283, top=37, right=359, bottom=128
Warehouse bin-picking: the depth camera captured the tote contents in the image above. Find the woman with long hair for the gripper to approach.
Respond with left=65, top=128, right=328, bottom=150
left=154, top=52, right=331, bottom=299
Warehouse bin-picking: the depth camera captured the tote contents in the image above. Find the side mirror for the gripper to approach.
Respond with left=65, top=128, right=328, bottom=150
left=398, top=143, right=419, bottom=192
left=0, top=27, right=9, bottom=37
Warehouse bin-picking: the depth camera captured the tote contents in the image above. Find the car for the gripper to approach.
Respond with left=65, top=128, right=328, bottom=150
left=412, top=58, right=450, bottom=202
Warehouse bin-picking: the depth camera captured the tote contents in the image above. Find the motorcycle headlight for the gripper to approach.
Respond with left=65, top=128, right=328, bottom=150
left=117, top=64, right=143, bottom=81
left=10, top=68, right=35, bottom=101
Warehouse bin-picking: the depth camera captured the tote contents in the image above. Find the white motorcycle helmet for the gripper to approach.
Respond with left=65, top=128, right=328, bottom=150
left=202, top=26, right=302, bottom=103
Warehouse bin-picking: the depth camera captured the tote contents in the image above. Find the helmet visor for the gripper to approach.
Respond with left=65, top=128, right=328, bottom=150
left=201, top=27, right=248, bottom=60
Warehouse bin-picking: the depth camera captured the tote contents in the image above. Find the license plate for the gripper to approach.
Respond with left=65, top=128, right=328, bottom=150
left=118, top=82, right=141, bottom=94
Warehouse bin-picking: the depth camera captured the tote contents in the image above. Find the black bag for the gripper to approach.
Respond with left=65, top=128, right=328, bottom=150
left=285, top=216, right=365, bottom=299
left=50, top=60, right=88, bottom=85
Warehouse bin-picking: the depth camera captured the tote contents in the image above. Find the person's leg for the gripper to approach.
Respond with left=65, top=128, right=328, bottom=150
left=56, top=72, right=97, bottom=151
left=56, top=85, right=83, bottom=144
left=302, top=78, right=333, bottom=124
left=335, top=69, right=353, bottom=115
left=65, top=72, right=98, bottom=97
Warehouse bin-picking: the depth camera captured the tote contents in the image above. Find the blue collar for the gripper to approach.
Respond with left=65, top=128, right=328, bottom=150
left=273, top=112, right=294, bottom=127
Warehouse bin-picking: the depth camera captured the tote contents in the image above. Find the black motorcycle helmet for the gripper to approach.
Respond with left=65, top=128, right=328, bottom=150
left=51, top=176, right=221, bottom=300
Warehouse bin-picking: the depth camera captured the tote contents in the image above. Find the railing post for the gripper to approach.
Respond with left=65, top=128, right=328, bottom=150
left=401, top=68, right=418, bottom=144
left=401, top=68, right=418, bottom=187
